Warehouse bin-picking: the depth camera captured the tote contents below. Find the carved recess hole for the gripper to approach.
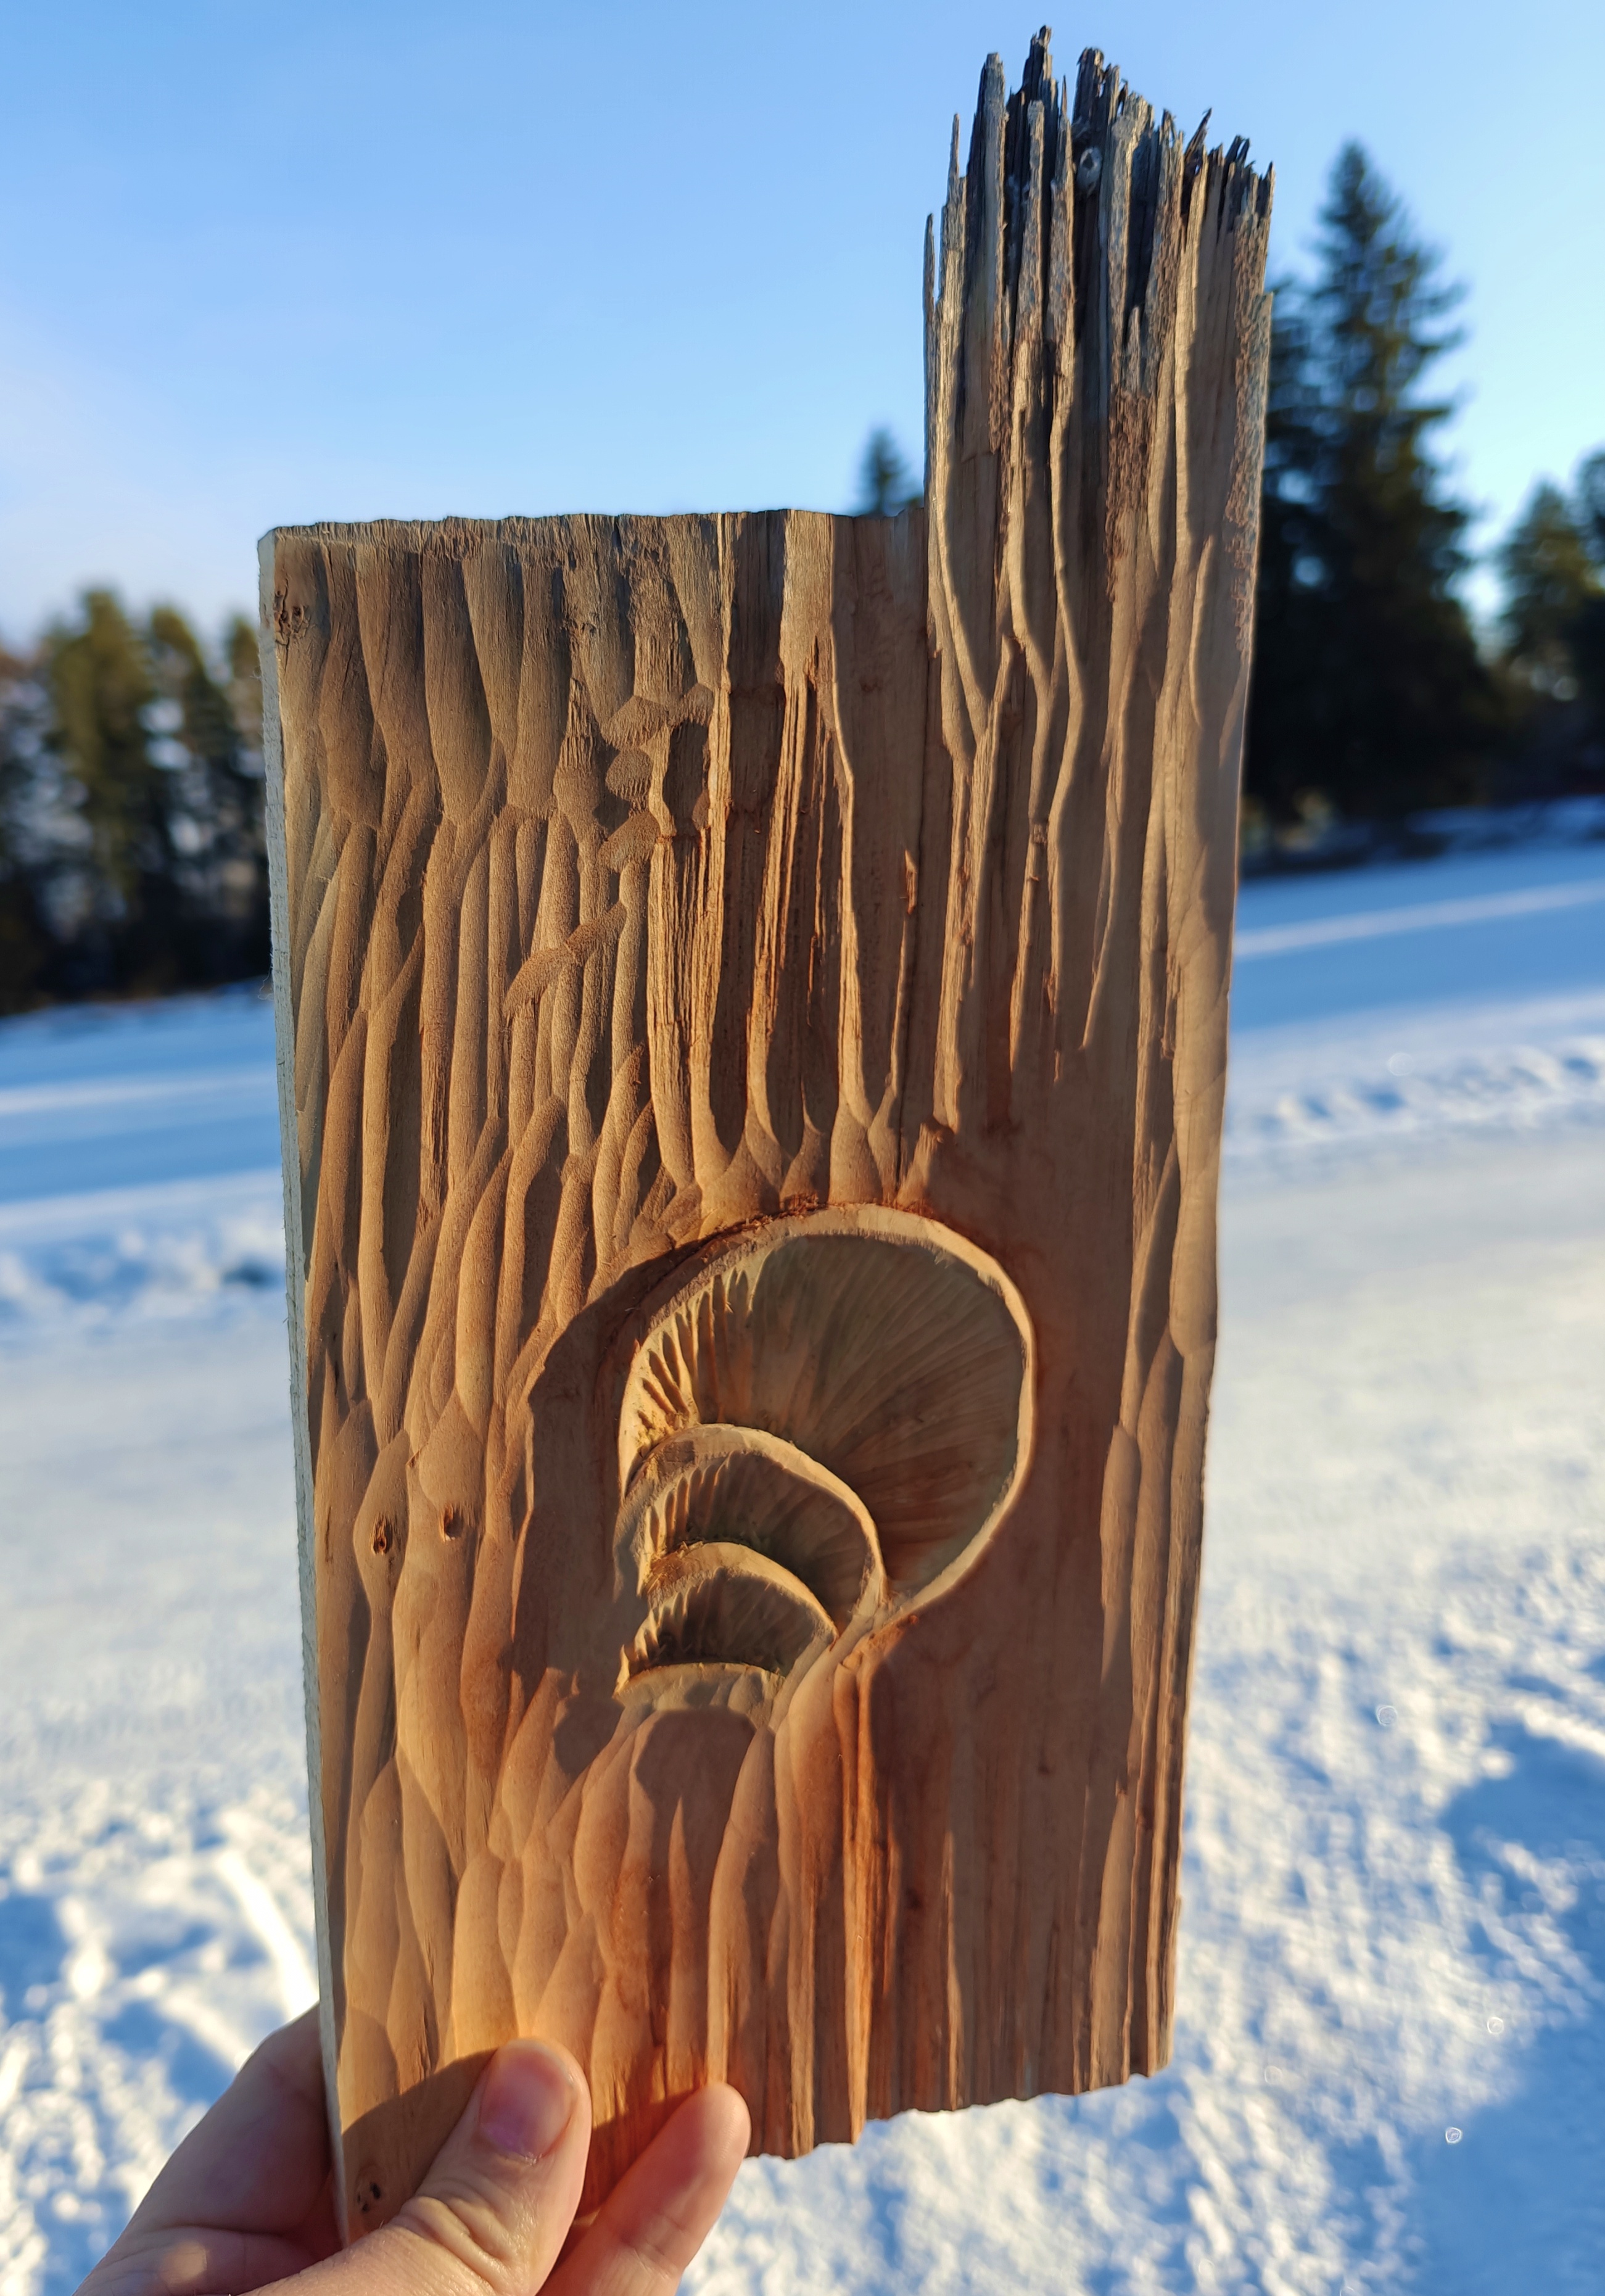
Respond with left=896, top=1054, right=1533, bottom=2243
left=614, top=1207, right=1034, bottom=1685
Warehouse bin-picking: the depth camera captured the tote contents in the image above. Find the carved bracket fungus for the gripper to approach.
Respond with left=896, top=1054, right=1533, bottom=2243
left=611, top=1207, right=1035, bottom=1704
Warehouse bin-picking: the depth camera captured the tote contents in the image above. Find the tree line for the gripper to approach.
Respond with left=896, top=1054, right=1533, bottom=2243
left=2, top=143, right=1601, bottom=1017
left=0, top=598, right=267, bottom=1012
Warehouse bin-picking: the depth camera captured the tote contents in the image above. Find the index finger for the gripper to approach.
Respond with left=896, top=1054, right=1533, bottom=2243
left=549, top=2087, right=749, bottom=2296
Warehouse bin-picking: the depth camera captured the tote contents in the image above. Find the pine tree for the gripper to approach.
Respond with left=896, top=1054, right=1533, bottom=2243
left=39, top=592, right=270, bottom=996
left=0, top=646, right=57, bottom=1010
left=1498, top=458, right=1605, bottom=781
left=1247, top=144, right=1500, bottom=823
left=46, top=588, right=186, bottom=989
left=1241, top=279, right=1326, bottom=828
left=854, top=427, right=918, bottom=516
left=1575, top=452, right=1605, bottom=560
left=1564, top=451, right=1605, bottom=734
left=1499, top=483, right=1601, bottom=697
left=149, top=606, right=270, bottom=975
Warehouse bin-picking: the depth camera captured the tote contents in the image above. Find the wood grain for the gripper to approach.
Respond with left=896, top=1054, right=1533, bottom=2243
left=261, top=30, right=1272, bottom=2236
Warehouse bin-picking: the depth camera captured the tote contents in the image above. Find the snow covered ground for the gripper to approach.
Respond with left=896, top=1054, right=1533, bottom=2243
left=1, top=836, right=1602, bottom=2293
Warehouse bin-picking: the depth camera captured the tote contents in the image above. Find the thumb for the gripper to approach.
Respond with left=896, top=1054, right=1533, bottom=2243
left=313, top=2042, right=591, bottom=2296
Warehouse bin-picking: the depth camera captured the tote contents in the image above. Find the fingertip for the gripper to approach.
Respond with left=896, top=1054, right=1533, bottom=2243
left=685, top=2081, right=752, bottom=2172
left=477, top=2040, right=585, bottom=2163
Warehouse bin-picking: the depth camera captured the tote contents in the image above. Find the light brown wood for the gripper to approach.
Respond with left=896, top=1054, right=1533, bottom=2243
left=261, top=30, right=1271, bottom=2238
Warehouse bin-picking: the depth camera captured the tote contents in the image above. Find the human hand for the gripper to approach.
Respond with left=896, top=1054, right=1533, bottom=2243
left=78, top=2010, right=749, bottom=2296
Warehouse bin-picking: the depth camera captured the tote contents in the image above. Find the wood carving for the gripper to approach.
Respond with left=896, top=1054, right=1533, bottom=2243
left=260, top=30, right=1272, bottom=2237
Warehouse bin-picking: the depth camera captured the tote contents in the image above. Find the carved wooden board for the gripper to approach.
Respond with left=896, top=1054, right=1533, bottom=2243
left=260, top=35, right=1271, bottom=2236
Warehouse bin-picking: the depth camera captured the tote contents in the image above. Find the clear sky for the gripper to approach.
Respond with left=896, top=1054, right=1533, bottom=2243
left=1, top=0, right=1599, bottom=644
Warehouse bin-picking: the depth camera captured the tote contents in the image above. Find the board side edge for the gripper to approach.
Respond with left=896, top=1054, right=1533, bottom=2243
left=258, top=529, right=347, bottom=2244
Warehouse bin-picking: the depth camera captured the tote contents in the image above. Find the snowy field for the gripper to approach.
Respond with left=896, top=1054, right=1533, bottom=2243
left=1, top=833, right=1603, bottom=2294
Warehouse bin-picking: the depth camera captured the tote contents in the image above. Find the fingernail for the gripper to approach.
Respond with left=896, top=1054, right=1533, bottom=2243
left=477, top=2042, right=577, bottom=2162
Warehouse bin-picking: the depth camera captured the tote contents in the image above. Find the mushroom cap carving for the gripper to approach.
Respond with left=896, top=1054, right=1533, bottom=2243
left=614, top=1207, right=1034, bottom=1686
left=617, top=1424, right=883, bottom=1626
left=623, top=1543, right=835, bottom=1682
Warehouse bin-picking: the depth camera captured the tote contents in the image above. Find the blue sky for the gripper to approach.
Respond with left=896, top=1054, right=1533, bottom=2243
left=1, top=0, right=1599, bottom=642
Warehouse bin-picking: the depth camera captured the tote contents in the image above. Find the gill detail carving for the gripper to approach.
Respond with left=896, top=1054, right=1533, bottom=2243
left=611, top=1208, right=1034, bottom=1697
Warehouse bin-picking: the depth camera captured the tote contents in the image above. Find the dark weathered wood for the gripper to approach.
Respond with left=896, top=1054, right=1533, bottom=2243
left=262, top=29, right=1271, bottom=2238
